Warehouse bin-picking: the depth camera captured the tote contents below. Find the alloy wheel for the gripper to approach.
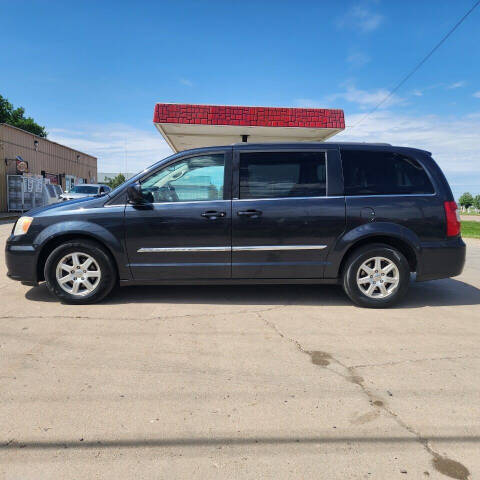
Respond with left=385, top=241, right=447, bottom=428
left=55, top=252, right=102, bottom=297
left=356, top=256, right=400, bottom=299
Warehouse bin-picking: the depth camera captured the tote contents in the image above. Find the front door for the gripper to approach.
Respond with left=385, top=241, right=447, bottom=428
left=125, top=150, right=232, bottom=280
left=232, top=149, right=345, bottom=278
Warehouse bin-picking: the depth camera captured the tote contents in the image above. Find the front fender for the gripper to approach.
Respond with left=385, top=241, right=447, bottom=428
left=33, top=220, right=130, bottom=280
left=324, top=222, right=421, bottom=278
left=35, top=221, right=121, bottom=251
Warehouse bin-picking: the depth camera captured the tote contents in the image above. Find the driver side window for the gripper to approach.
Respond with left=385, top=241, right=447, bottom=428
left=140, top=154, right=225, bottom=203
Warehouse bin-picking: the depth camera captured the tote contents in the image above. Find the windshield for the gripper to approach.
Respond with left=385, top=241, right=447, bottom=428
left=70, top=186, right=99, bottom=194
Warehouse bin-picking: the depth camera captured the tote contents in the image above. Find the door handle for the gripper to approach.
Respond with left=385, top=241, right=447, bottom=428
left=201, top=210, right=226, bottom=219
left=237, top=209, right=262, bottom=218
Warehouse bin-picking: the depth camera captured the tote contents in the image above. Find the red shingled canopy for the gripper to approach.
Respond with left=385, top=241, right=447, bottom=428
left=153, top=103, right=345, bottom=152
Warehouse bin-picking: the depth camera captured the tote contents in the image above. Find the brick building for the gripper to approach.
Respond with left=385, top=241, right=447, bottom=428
left=0, top=123, right=97, bottom=211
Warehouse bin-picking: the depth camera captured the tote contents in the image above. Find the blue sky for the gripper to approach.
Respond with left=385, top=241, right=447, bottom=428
left=1, top=0, right=480, bottom=197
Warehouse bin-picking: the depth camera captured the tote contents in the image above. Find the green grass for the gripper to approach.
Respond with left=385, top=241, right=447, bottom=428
left=461, top=221, right=480, bottom=239
left=460, top=211, right=480, bottom=216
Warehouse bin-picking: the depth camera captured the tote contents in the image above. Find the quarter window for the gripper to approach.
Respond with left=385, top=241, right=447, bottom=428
left=140, top=154, right=225, bottom=203
left=239, top=151, right=327, bottom=199
left=341, top=150, right=434, bottom=196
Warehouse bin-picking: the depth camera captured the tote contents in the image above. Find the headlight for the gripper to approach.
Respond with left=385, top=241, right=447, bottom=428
left=13, top=216, right=34, bottom=236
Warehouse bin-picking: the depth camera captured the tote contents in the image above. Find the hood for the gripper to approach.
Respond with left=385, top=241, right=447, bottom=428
left=25, top=195, right=109, bottom=217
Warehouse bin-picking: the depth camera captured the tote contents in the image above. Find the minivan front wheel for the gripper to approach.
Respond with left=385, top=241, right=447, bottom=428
left=342, top=243, right=410, bottom=308
left=44, top=239, right=116, bottom=304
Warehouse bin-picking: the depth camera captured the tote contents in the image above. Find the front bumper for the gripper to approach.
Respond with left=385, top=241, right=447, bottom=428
left=5, top=241, right=38, bottom=285
left=416, top=236, right=466, bottom=282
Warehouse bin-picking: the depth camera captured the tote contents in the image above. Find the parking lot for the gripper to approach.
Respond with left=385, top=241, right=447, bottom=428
left=1, top=220, right=479, bottom=479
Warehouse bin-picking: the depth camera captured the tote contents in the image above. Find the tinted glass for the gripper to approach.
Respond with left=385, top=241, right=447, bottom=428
left=341, top=150, right=434, bottom=196
left=141, top=154, right=224, bottom=202
left=239, top=151, right=326, bottom=199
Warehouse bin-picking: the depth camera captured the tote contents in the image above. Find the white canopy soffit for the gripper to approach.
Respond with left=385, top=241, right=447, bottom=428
left=153, top=103, right=345, bottom=152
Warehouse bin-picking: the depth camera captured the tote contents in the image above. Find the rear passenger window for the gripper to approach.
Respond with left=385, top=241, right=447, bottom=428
left=341, top=150, right=434, bottom=196
left=239, top=151, right=326, bottom=199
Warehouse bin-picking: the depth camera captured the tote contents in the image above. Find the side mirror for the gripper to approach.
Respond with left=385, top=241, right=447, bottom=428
left=126, top=182, right=147, bottom=204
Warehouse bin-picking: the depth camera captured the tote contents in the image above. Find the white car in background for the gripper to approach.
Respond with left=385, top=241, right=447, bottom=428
left=60, top=184, right=111, bottom=201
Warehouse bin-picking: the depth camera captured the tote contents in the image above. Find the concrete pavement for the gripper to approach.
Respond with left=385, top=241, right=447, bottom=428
left=1, top=220, right=479, bottom=479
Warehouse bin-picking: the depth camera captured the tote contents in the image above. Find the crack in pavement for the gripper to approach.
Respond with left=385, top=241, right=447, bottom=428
left=259, top=313, right=471, bottom=480
left=0, top=306, right=285, bottom=323
left=351, top=355, right=480, bottom=369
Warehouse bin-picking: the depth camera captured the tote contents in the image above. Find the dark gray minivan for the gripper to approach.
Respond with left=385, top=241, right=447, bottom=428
left=6, top=142, right=465, bottom=308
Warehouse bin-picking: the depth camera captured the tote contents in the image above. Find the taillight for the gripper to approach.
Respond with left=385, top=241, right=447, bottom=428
left=444, top=201, right=461, bottom=237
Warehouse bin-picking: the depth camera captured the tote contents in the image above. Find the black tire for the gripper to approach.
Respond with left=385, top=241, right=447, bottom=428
left=44, top=239, right=116, bottom=304
left=342, top=243, right=410, bottom=308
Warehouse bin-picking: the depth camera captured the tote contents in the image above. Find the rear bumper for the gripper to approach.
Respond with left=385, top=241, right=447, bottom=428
left=5, top=242, right=38, bottom=284
left=416, top=237, right=466, bottom=282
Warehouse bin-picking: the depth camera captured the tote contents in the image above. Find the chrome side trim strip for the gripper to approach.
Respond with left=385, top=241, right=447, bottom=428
left=137, top=245, right=328, bottom=253
left=233, top=245, right=327, bottom=251
left=137, top=247, right=230, bottom=253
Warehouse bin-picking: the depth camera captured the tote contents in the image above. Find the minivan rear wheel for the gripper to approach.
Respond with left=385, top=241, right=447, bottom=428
left=342, top=243, right=410, bottom=308
left=44, top=239, right=116, bottom=304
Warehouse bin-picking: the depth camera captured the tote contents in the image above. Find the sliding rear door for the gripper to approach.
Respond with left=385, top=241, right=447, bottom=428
left=231, top=148, right=345, bottom=278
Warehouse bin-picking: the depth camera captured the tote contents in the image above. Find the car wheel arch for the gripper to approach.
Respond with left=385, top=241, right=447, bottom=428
left=36, top=233, right=118, bottom=283
left=326, top=221, right=421, bottom=279
left=338, top=234, right=419, bottom=278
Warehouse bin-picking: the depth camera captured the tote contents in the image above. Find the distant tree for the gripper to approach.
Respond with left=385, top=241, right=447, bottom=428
left=473, top=194, right=480, bottom=210
left=459, top=192, right=474, bottom=209
left=105, top=173, right=126, bottom=189
left=0, top=94, right=47, bottom=137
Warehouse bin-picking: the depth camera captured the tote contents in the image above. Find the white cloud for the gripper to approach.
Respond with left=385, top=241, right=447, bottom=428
left=473, top=91, right=480, bottom=98
left=333, top=86, right=400, bottom=108
left=447, top=81, right=466, bottom=89
left=331, top=110, right=480, bottom=196
left=49, top=123, right=173, bottom=174
left=337, top=5, right=384, bottom=33
left=179, top=78, right=193, bottom=87
left=346, top=51, right=371, bottom=67
left=299, top=83, right=404, bottom=110
left=408, top=83, right=444, bottom=97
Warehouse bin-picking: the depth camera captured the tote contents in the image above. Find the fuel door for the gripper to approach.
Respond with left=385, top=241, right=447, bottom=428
left=361, top=207, right=375, bottom=222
